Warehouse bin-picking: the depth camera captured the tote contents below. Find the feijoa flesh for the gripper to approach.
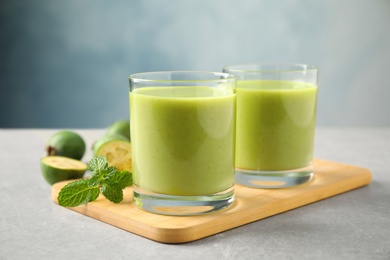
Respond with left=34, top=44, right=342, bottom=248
left=93, top=134, right=132, bottom=172
left=40, top=156, right=87, bottom=185
left=46, top=131, right=86, bottom=160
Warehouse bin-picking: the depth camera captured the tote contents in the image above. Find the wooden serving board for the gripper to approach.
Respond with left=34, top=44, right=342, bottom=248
left=52, top=159, right=371, bottom=244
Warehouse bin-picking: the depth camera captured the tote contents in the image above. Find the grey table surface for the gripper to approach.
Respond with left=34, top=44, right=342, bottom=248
left=1, top=128, right=389, bottom=260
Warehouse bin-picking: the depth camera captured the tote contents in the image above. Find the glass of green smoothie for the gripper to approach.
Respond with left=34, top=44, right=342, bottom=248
left=223, top=63, right=318, bottom=188
left=129, top=71, right=236, bottom=215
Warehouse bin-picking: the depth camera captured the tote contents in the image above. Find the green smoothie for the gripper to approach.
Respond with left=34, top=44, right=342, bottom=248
left=130, top=86, right=235, bottom=196
left=236, top=80, right=317, bottom=171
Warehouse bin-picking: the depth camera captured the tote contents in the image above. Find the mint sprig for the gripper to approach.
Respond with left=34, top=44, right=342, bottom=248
left=57, top=156, right=132, bottom=207
left=57, top=179, right=100, bottom=207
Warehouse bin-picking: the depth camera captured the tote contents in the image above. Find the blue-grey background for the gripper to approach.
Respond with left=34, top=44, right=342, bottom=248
left=1, top=0, right=390, bottom=128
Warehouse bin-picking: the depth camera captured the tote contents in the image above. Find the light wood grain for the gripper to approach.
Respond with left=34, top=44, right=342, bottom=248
left=51, top=159, right=371, bottom=244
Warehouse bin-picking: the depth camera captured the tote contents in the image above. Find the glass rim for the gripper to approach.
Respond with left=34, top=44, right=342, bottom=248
left=129, top=70, right=236, bottom=83
left=223, top=63, right=318, bottom=73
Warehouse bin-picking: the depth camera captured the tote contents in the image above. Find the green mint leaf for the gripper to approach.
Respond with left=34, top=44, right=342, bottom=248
left=101, top=166, right=117, bottom=180
left=57, top=156, right=131, bottom=207
left=107, top=170, right=132, bottom=189
left=101, top=183, right=123, bottom=203
left=88, top=156, right=108, bottom=176
left=88, top=175, right=102, bottom=186
left=106, top=166, right=117, bottom=176
left=58, top=179, right=100, bottom=207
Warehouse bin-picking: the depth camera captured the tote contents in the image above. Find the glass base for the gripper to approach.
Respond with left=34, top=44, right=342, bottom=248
left=133, top=185, right=235, bottom=216
left=235, top=164, right=313, bottom=188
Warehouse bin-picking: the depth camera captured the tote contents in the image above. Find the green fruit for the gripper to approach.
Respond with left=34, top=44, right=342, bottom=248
left=93, top=134, right=132, bottom=172
left=106, top=120, right=130, bottom=140
left=46, top=131, right=86, bottom=160
left=40, top=156, right=87, bottom=185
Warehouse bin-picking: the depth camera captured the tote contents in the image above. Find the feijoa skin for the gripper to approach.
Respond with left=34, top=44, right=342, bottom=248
left=40, top=156, right=87, bottom=185
left=105, top=120, right=130, bottom=140
left=46, top=131, right=86, bottom=160
left=93, top=134, right=132, bottom=172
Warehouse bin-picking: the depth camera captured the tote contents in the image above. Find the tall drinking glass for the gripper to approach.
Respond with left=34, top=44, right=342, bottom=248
left=129, top=71, right=236, bottom=215
left=223, top=64, right=318, bottom=188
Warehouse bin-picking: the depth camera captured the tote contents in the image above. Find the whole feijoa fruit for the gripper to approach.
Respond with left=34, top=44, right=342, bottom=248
left=105, top=120, right=130, bottom=140
left=46, top=131, right=86, bottom=160
left=40, top=156, right=87, bottom=185
left=93, top=134, right=132, bottom=172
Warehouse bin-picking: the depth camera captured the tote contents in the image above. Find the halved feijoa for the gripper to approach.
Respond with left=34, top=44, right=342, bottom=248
left=105, top=120, right=130, bottom=140
left=46, top=131, right=86, bottom=160
left=93, top=134, right=132, bottom=172
left=40, top=156, right=87, bottom=185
